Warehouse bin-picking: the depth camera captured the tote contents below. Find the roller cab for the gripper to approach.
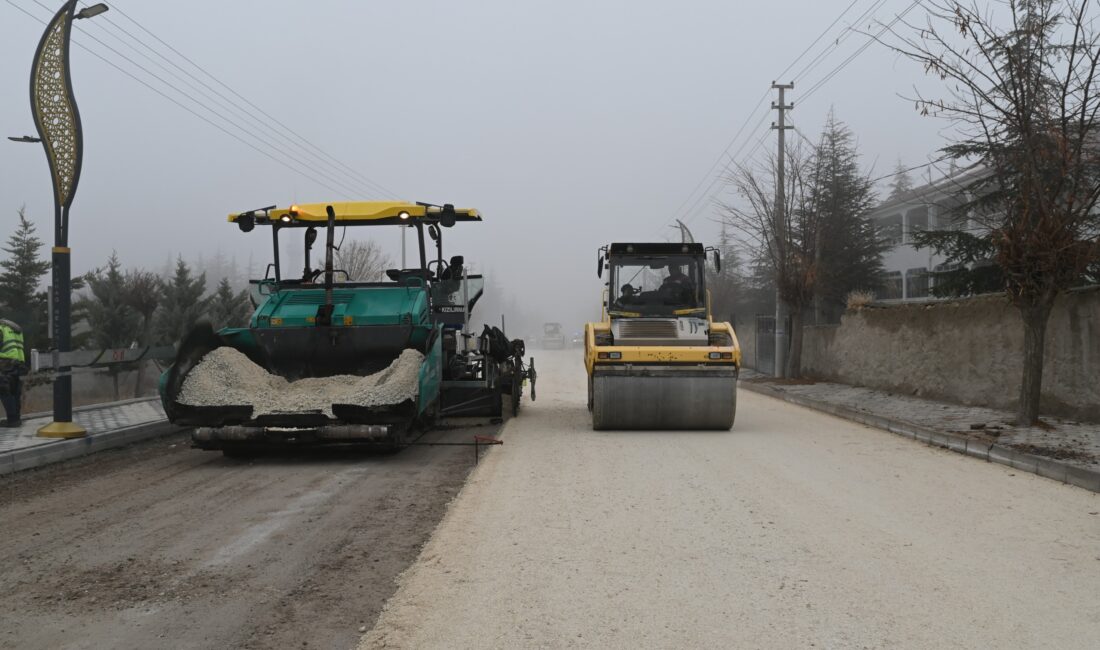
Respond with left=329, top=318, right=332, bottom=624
left=585, top=242, right=740, bottom=430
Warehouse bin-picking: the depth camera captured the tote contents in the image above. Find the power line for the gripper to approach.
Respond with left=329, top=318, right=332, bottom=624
left=660, top=101, right=772, bottom=234
left=11, top=0, right=401, bottom=200
left=35, top=0, right=375, bottom=199
left=658, top=0, right=898, bottom=237
left=801, top=0, right=924, bottom=102
left=677, top=0, right=928, bottom=233
left=6, top=0, right=363, bottom=199
left=868, top=155, right=953, bottom=184
left=72, top=1, right=399, bottom=200
left=778, top=0, right=866, bottom=82
left=674, top=121, right=773, bottom=232
left=96, top=0, right=401, bottom=199
left=789, top=0, right=890, bottom=85
left=790, top=120, right=959, bottom=190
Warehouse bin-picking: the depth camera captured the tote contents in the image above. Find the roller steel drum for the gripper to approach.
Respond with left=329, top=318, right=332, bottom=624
left=591, top=365, right=737, bottom=430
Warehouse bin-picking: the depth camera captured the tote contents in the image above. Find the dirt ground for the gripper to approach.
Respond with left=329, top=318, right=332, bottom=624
left=0, top=420, right=499, bottom=650
left=362, top=350, right=1100, bottom=649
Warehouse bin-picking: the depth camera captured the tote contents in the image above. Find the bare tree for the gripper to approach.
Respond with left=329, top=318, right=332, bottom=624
left=721, top=142, right=821, bottom=377
left=335, top=239, right=393, bottom=282
left=885, top=0, right=1100, bottom=424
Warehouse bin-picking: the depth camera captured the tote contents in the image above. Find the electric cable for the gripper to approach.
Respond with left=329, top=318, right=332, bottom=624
left=79, top=1, right=399, bottom=198
left=7, top=0, right=361, bottom=199
left=96, top=0, right=401, bottom=199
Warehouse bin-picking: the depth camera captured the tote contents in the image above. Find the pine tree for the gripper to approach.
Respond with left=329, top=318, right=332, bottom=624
left=122, top=269, right=161, bottom=398
left=77, top=253, right=140, bottom=399
left=155, top=257, right=210, bottom=345
left=887, top=158, right=914, bottom=198
left=809, top=113, right=886, bottom=323
left=208, top=277, right=252, bottom=330
left=0, top=208, right=51, bottom=347
left=707, top=222, right=745, bottom=323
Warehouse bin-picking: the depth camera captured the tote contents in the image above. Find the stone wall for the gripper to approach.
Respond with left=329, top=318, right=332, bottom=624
left=800, top=287, right=1100, bottom=421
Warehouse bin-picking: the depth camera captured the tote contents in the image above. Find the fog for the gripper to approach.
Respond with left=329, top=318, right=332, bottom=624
left=1, top=0, right=948, bottom=336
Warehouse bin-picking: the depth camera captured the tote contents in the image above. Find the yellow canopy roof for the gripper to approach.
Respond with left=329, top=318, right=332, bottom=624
left=228, top=201, right=481, bottom=225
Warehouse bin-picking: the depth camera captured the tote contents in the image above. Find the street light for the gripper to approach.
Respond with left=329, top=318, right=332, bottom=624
left=7, top=135, right=42, bottom=143
left=74, top=3, right=108, bottom=19
left=24, top=1, right=107, bottom=438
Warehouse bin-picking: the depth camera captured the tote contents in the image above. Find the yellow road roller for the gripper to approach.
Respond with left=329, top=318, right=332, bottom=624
left=584, top=242, right=740, bottom=430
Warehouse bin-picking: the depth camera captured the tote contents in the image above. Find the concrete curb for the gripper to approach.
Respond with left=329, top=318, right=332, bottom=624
left=21, top=396, right=162, bottom=420
left=1, top=419, right=183, bottom=477
left=740, top=380, right=1100, bottom=494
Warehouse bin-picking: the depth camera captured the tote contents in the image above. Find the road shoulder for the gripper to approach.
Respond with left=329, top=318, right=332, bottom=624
left=739, top=376, right=1100, bottom=493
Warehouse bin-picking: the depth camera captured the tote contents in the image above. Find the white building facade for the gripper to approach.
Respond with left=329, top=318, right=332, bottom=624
left=870, top=170, right=983, bottom=301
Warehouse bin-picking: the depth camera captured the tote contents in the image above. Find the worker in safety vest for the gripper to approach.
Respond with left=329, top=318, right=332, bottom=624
left=0, top=318, right=26, bottom=427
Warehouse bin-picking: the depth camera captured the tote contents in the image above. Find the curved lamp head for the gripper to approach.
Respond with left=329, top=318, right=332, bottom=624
left=75, top=4, right=109, bottom=20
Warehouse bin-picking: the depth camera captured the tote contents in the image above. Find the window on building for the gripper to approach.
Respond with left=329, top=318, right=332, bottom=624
left=881, top=271, right=903, bottom=299
left=906, top=267, right=929, bottom=299
left=905, top=206, right=929, bottom=242
left=931, top=262, right=961, bottom=292
left=934, top=196, right=968, bottom=230
left=877, top=214, right=903, bottom=246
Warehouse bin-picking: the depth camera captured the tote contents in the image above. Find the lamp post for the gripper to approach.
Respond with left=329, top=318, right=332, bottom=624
left=19, top=1, right=108, bottom=438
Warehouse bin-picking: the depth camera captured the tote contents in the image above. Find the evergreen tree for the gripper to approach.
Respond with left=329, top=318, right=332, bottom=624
left=0, top=208, right=51, bottom=348
left=707, top=223, right=746, bottom=323
left=122, top=269, right=161, bottom=398
left=155, top=257, right=210, bottom=345
left=208, top=277, right=252, bottom=330
left=724, top=111, right=885, bottom=375
left=77, top=253, right=140, bottom=399
left=887, top=158, right=914, bottom=199
left=809, top=113, right=886, bottom=323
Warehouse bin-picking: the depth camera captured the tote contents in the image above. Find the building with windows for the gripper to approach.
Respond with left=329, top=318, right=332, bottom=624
left=870, top=167, right=986, bottom=301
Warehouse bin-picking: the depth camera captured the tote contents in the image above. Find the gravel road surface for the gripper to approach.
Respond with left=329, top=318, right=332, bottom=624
left=362, top=350, right=1100, bottom=649
left=0, top=422, right=497, bottom=650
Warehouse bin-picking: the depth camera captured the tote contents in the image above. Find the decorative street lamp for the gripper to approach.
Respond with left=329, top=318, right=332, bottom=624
left=24, top=1, right=108, bottom=438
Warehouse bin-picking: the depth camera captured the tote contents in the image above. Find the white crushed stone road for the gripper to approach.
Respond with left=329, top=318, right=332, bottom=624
left=362, top=350, right=1100, bottom=649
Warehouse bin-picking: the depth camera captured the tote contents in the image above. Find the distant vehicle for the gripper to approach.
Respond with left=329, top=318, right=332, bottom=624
left=541, top=322, right=566, bottom=349
left=571, top=331, right=584, bottom=348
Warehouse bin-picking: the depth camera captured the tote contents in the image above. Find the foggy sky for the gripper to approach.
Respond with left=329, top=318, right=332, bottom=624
left=1, top=0, right=951, bottom=332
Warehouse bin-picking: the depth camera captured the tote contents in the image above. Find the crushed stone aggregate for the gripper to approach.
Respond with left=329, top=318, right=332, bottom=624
left=178, top=346, right=424, bottom=416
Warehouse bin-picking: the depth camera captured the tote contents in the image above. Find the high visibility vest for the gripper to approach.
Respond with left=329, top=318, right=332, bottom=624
left=0, top=320, right=25, bottom=363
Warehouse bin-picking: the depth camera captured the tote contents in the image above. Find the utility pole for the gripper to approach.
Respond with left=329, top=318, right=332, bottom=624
left=771, top=82, right=793, bottom=378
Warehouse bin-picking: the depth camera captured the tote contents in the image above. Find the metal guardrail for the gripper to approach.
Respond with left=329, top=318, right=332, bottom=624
left=29, top=345, right=177, bottom=373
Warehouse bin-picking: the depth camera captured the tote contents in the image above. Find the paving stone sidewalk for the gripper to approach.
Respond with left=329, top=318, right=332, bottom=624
left=0, top=398, right=173, bottom=475
left=741, top=370, right=1100, bottom=474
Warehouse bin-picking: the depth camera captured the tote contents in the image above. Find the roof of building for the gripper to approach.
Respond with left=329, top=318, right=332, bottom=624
left=872, top=164, right=989, bottom=216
